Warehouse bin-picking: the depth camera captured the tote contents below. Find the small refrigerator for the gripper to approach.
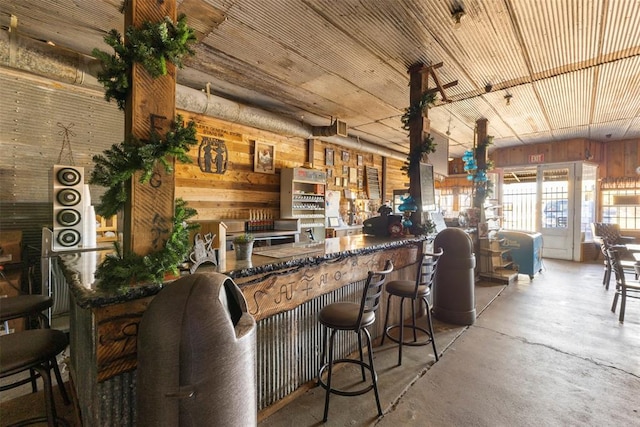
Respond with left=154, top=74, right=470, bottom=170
left=495, top=230, right=543, bottom=279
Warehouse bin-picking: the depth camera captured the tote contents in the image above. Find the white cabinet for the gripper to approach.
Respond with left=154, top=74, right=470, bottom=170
left=281, top=167, right=326, bottom=241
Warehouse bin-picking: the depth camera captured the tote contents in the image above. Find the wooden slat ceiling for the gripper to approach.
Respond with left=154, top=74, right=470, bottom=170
left=1, top=0, right=639, bottom=157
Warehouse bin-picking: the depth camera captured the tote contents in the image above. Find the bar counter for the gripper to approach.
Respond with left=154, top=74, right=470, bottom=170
left=61, top=234, right=426, bottom=426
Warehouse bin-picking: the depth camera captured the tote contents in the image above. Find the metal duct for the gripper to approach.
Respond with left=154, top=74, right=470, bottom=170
left=0, top=29, right=406, bottom=161
left=0, top=30, right=100, bottom=87
left=176, top=86, right=406, bottom=160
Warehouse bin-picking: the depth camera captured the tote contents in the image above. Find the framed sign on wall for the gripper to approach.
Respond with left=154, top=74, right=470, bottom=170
left=325, top=148, right=334, bottom=166
left=254, top=141, right=276, bottom=174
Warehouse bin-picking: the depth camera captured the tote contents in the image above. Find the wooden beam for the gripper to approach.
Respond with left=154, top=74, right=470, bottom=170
left=123, top=0, right=177, bottom=255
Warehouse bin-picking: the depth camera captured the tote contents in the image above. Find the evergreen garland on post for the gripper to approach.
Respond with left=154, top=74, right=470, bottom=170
left=400, top=91, right=438, bottom=177
left=92, top=14, right=196, bottom=110
left=89, top=115, right=198, bottom=218
left=89, top=14, right=200, bottom=291
left=95, top=199, right=198, bottom=292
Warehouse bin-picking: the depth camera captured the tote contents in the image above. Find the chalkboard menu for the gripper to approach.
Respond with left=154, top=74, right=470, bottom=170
left=419, top=163, right=436, bottom=210
left=365, top=167, right=380, bottom=199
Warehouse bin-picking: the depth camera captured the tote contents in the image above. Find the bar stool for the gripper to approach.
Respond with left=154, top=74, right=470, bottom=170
left=1, top=295, right=53, bottom=394
left=0, top=295, right=70, bottom=426
left=317, top=260, right=393, bottom=422
left=1, top=329, right=70, bottom=426
left=381, top=249, right=443, bottom=366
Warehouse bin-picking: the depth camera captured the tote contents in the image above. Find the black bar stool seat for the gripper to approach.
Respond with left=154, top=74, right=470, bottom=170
left=1, top=295, right=52, bottom=322
left=1, top=329, right=70, bottom=426
left=319, top=302, right=375, bottom=329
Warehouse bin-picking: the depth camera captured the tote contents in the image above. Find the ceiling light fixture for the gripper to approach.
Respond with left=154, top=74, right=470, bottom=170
left=504, top=94, right=513, bottom=106
left=452, top=8, right=465, bottom=29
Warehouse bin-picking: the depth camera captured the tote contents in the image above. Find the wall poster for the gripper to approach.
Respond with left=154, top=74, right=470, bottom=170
left=254, top=141, right=276, bottom=174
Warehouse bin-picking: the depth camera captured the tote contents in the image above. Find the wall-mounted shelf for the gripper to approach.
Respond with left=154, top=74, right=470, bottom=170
left=281, top=167, right=327, bottom=242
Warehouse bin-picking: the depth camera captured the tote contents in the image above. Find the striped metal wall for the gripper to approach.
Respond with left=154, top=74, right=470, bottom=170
left=83, top=279, right=375, bottom=424
left=256, top=279, right=365, bottom=410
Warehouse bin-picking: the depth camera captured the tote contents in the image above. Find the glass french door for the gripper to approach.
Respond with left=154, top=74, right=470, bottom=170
left=538, top=165, right=573, bottom=260
left=503, top=162, right=593, bottom=260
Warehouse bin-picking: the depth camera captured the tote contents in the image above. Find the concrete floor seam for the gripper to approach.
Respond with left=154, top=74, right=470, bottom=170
left=473, top=324, right=640, bottom=380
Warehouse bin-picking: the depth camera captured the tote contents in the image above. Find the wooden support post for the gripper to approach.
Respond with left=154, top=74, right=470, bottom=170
left=406, top=63, right=457, bottom=229
left=476, top=118, right=488, bottom=171
left=407, top=64, right=432, bottom=228
left=474, top=118, right=489, bottom=209
left=122, top=0, right=177, bottom=255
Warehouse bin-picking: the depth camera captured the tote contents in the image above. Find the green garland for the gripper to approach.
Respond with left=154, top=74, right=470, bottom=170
left=401, top=135, right=436, bottom=177
left=400, top=91, right=437, bottom=131
left=95, top=199, right=198, bottom=292
left=89, top=14, right=199, bottom=291
left=400, top=91, right=438, bottom=177
left=92, top=14, right=196, bottom=110
left=410, top=219, right=436, bottom=236
left=472, top=136, right=495, bottom=207
left=89, top=115, right=198, bottom=218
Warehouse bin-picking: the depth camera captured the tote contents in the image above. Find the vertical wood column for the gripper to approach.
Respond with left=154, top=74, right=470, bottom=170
left=407, top=64, right=431, bottom=226
left=123, top=0, right=177, bottom=255
left=474, top=118, right=488, bottom=209
left=475, top=118, right=488, bottom=170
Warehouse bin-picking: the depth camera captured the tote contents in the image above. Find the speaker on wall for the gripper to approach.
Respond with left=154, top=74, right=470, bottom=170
left=52, top=165, right=85, bottom=250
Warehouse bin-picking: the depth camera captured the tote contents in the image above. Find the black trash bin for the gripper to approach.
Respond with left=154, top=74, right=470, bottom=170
left=137, top=272, right=256, bottom=427
left=432, top=228, right=476, bottom=325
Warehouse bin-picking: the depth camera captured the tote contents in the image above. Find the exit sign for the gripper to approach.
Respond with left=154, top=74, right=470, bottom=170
left=529, top=153, right=544, bottom=163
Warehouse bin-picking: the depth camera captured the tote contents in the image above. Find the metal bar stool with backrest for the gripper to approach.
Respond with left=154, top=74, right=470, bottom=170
left=608, top=248, right=640, bottom=323
left=1, top=295, right=54, bottom=393
left=592, top=223, right=638, bottom=287
left=0, top=295, right=70, bottom=426
left=600, top=240, right=640, bottom=290
left=381, top=248, right=443, bottom=366
left=317, top=260, right=393, bottom=423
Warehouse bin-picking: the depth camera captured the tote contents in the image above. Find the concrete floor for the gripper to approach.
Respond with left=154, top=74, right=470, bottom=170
left=2, top=259, right=639, bottom=426
left=259, top=259, right=640, bottom=426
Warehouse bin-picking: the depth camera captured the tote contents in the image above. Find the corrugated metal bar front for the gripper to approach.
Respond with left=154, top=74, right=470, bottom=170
left=256, top=279, right=364, bottom=410
left=95, top=371, right=137, bottom=427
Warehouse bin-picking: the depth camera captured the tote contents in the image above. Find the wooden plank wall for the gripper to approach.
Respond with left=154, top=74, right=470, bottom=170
left=440, top=138, right=639, bottom=193
left=385, top=158, right=409, bottom=202
left=175, top=111, right=399, bottom=223
left=175, top=112, right=300, bottom=221
left=489, top=137, right=640, bottom=179
left=490, top=138, right=605, bottom=167
left=601, top=139, right=640, bottom=178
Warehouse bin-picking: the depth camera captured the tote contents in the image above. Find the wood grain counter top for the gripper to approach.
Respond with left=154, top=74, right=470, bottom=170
left=59, top=234, right=427, bottom=310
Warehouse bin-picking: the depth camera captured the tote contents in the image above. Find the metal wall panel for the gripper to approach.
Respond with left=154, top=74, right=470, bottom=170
left=0, top=72, right=122, bottom=203
left=255, top=280, right=364, bottom=410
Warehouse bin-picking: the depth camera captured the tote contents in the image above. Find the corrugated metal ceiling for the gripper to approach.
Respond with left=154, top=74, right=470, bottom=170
left=1, top=0, right=639, bottom=157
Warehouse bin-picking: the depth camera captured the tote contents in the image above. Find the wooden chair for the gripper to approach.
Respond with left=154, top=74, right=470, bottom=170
left=607, top=248, right=640, bottom=323
left=317, top=260, right=393, bottom=422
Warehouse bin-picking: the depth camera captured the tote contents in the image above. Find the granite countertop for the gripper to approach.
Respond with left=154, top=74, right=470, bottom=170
left=58, top=234, right=427, bottom=310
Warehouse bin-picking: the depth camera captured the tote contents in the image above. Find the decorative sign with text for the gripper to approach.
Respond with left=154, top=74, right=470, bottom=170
left=529, top=153, right=544, bottom=163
